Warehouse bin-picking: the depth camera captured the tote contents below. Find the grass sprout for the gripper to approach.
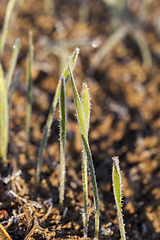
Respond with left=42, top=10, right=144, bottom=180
left=36, top=48, right=79, bottom=183
left=59, top=77, right=67, bottom=206
left=26, top=32, right=33, bottom=153
left=0, top=65, right=8, bottom=164
left=0, top=0, right=17, bottom=55
left=6, top=38, right=21, bottom=89
left=112, top=156, right=126, bottom=240
left=69, top=60, right=99, bottom=240
left=81, top=83, right=91, bottom=238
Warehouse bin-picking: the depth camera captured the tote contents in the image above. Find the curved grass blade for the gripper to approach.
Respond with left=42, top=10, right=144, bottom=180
left=0, top=0, right=17, bottom=55
left=5, top=38, right=21, bottom=89
left=36, top=48, right=79, bottom=183
left=81, top=83, right=91, bottom=238
left=69, top=61, right=99, bottom=239
left=26, top=32, right=33, bottom=154
left=112, top=156, right=126, bottom=240
left=0, top=65, right=8, bottom=164
left=59, top=77, right=67, bottom=206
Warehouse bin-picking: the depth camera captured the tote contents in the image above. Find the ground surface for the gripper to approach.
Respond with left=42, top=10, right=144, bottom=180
left=0, top=0, right=160, bottom=239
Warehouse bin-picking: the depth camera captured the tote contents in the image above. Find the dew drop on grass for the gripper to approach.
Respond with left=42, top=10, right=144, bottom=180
left=92, top=39, right=101, bottom=48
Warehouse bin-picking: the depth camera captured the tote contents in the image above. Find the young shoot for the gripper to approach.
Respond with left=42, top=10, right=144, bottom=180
left=0, top=65, right=8, bottom=164
left=36, top=48, right=79, bottom=183
left=81, top=83, right=91, bottom=238
left=6, top=38, right=21, bottom=89
left=112, top=156, right=126, bottom=240
left=26, top=32, right=33, bottom=154
left=69, top=60, right=99, bottom=240
left=0, top=0, right=17, bottom=55
left=59, top=77, right=67, bottom=206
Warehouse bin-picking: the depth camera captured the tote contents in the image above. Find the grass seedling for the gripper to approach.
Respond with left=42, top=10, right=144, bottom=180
left=81, top=83, right=91, bottom=239
left=36, top=48, right=79, bottom=184
left=6, top=38, right=21, bottom=89
left=26, top=32, right=33, bottom=154
left=69, top=61, right=99, bottom=240
left=0, top=0, right=20, bottom=164
left=112, top=156, right=126, bottom=240
left=59, top=77, right=67, bottom=206
left=0, top=65, right=8, bottom=164
left=0, top=0, right=17, bottom=55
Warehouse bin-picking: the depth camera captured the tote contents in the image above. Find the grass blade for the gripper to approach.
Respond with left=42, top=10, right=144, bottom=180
left=112, top=156, right=126, bottom=240
left=26, top=32, right=33, bottom=153
left=59, top=77, right=67, bottom=206
left=5, top=38, right=21, bottom=89
left=81, top=83, right=91, bottom=238
left=0, top=65, right=8, bottom=164
left=69, top=61, right=99, bottom=239
left=36, top=48, right=79, bottom=183
left=0, top=0, right=17, bottom=55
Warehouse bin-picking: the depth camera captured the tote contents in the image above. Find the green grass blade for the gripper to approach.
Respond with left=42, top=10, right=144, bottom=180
left=59, top=77, right=67, bottom=206
left=0, top=64, right=8, bottom=164
left=81, top=83, right=90, bottom=132
left=81, top=83, right=91, bottom=238
left=112, top=156, right=126, bottom=240
left=26, top=32, right=33, bottom=153
left=36, top=48, right=79, bottom=183
left=69, top=61, right=99, bottom=239
left=0, top=0, right=17, bottom=55
left=5, top=38, right=21, bottom=89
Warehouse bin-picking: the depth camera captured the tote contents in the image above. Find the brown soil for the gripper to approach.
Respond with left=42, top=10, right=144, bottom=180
left=0, top=0, right=160, bottom=239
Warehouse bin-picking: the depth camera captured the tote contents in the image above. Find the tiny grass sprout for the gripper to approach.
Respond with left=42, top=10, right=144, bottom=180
left=6, top=38, right=21, bottom=89
left=36, top=48, right=79, bottom=183
left=81, top=83, right=91, bottom=238
left=112, top=156, right=126, bottom=240
left=0, top=65, right=8, bottom=164
left=59, top=77, right=67, bottom=206
left=0, top=1, right=20, bottom=165
left=68, top=60, right=99, bottom=239
left=26, top=32, right=33, bottom=153
left=0, top=0, right=17, bottom=55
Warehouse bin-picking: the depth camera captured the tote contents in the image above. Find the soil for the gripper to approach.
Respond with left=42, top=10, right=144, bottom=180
left=0, top=0, right=160, bottom=239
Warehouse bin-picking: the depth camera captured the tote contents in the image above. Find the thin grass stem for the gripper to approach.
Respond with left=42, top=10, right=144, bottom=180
left=81, top=83, right=91, bottom=238
left=0, top=65, right=8, bottom=165
left=26, top=32, right=33, bottom=154
left=112, top=156, right=126, bottom=240
left=69, top=62, right=99, bottom=239
left=59, top=77, right=67, bottom=206
left=36, top=48, right=79, bottom=183
left=5, top=38, right=21, bottom=89
left=0, top=0, right=17, bottom=55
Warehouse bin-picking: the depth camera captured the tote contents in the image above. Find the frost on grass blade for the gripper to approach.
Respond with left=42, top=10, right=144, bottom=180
left=68, top=61, right=99, bottom=239
left=0, top=0, right=17, bottom=55
left=81, top=83, right=91, bottom=238
left=59, top=77, right=67, bottom=206
left=36, top=48, right=79, bottom=183
left=6, top=38, right=21, bottom=89
left=26, top=32, right=33, bottom=153
left=0, top=64, right=8, bottom=164
left=112, top=156, right=126, bottom=240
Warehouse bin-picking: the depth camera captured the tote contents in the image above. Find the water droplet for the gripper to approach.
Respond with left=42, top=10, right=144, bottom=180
left=92, top=39, right=101, bottom=48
